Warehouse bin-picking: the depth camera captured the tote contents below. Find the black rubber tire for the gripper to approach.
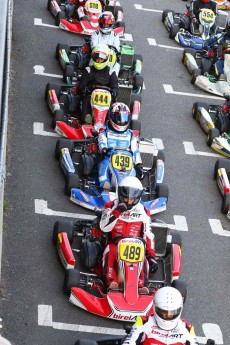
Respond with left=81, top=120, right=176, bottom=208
left=55, top=10, right=66, bottom=26
left=52, top=109, right=65, bottom=129
left=53, top=220, right=74, bottom=245
left=64, top=64, right=75, bottom=80
left=214, top=158, right=230, bottom=179
left=63, top=269, right=81, bottom=294
left=182, top=47, right=196, bottom=63
left=191, top=68, right=201, bottom=84
left=133, top=75, right=144, bottom=92
left=130, top=119, right=141, bottom=133
left=169, top=25, right=179, bottom=39
left=166, top=230, right=182, bottom=255
left=55, top=138, right=74, bottom=159
left=133, top=54, right=143, bottom=64
left=221, top=193, right=230, bottom=214
left=65, top=173, right=80, bottom=196
left=115, top=20, right=125, bottom=32
left=192, top=101, right=209, bottom=119
left=45, top=82, right=61, bottom=101
left=162, top=9, right=174, bottom=23
left=207, top=128, right=220, bottom=147
left=56, top=43, right=70, bottom=59
left=201, top=58, right=212, bottom=74
left=171, top=279, right=187, bottom=303
left=152, top=150, right=165, bottom=169
left=156, top=183, right=169, bottom=199
left=47, top=0, right=52, bottom=11
left=130, top=94, right=142, bottom=110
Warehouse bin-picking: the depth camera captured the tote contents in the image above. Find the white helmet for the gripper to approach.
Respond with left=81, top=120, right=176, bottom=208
left=153, top=287, right=183, bottom=331
left=118, top=176, right=143, bottom=210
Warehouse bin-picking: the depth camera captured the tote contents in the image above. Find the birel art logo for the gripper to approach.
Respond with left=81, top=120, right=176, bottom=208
left=112, top=313, right=136, bottom=321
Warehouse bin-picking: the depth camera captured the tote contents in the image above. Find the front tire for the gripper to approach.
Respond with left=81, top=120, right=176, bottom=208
left=222, top=193, right=230, bottom=214
left=171, top=279, right=187, bottom=303
left=55, top=138, right=74, bottom=159
left=65, top=174, right=80, bottom=195
left=53, top=220, right=74, bottom=245
left=63, top=269, right=81, bottom=294
left=207, top=128, right=220, bottom=147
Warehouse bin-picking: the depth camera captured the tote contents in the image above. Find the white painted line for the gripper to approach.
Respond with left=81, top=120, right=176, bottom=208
left=38, top=305, right=126, bottom=335
left=38, top=305, right=223, bottom=343
left=183, top=142, right=222, bottom=158
left=34, top=18, right=133, bottom=41
left=209, top=219, right=230, bottom=236
left=34, top=18, right=57, bottom=28
left=0, top=336, right=11, bottom=345
left=33, top=123, right=61, bottom=137
left=163, top=84, right=225, bottom=100
left=152, top=216, right=188, bottom=232
left=134, top=4, right=163, bottom=13
left=33, top=65, right=62, bottom=78
left=35, top=199, right=96, bottom=220
left=147, top=38, right=183, bottom=51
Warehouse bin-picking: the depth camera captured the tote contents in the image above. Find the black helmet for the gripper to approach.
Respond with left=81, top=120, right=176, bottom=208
left=118, top=176, right=143, bottom=210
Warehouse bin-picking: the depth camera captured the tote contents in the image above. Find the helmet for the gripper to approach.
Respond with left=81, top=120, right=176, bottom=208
left=225, top=19, right=230, bottom=35
left=153, top=287, right=183, bottom=331
left=91, top=44, right=110, bottom=70
left=118, top=177, right=143, bottom=210
left=109, top=102, right=131, bottom=132
left=98, top=11, right=115, bottom=34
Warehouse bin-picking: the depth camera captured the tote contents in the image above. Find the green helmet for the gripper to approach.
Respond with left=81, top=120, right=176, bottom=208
left=91, top=44, right=110, bottom=70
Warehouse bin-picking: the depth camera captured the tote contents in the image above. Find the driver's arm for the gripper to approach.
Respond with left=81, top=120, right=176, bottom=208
left=91, top=31, right=99, bottom=49
left=100, top=207, right=119, bottom=232
left=78, top=67, right=90, bottom=93
left=183, top=320, right=199, bottom=345
left=98, top=130, right=108, bottom=151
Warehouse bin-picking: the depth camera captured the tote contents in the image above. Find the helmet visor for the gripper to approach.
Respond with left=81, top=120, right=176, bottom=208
left=92, top=51, right=108, bottom=63
left=119, top=185, right=142, bottom=200
left=111, top=112, right=130, bottom=126
left=155, top=307, right=182, bottom=321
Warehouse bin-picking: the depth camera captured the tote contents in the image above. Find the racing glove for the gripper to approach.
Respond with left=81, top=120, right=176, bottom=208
left=101, top=147, right=112, bottom=156
left=148, top=257, right=158, bottom=274
left=112, top=203, right=127, bottom=218
left=135, top=163, right=145, bottom=180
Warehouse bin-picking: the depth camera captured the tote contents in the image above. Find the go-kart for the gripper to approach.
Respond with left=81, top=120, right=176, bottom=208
left=162, top=7, right=227, bottom=50
left=56, top=42, right=144, bottom=94
left=52, top=214, right=185, bottom=320
left=192, top=98, right=230, bottom=157
left=55, top=137, right=168, bottom=214
left=214, top=158, right=230, bottom=215
left=183, top=48, right=230, bottom=96
left=215, top=0, right=230, bottom=10
left=47, top=0, right=125, bottom=36
left=45, top=82, right=142, bottom=139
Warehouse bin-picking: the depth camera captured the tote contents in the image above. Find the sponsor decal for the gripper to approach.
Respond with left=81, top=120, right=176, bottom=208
left=80, top=191, right=90, bottom=203
left=112, top=313, right=137, bottom=321
left=149, top=199, right=158, bottom=209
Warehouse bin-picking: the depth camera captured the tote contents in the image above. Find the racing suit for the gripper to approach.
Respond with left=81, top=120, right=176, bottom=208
left=122, top=315, right=199, bottom=345
left=100, top=199, right=156, bottom=288
left=189, top=0, right=217, bottom=33
left=91, top=31, right=121, bottom=75
left=203, top=32, right=230, bottom=79
left=98, top=126, right=143, bottom=189
left=78, top=66, right=118, bottom=122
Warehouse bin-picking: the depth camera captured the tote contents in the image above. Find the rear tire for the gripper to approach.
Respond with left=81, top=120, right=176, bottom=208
left=63, top=269, right=81, bottom=294
left=52, top=109, right=65, bottom=129
left=64, top=64, right=75, bottom=81
left=115, top=20, right=125, bottom=32
left=56, top=43, right=70, bottom=59
left=162, top=9, right=174, bottom=23
left=55, top=138, right=74, bottom=159
left=53, top=220, right=74, bottom=245
left=182, top=47, right=196, bottom=63
left=171, top=279, right=187, bottom=303
left=55, top=10, right=66, bottom=26
left=130, top=119, right=141, bottom=133
left=65, top=173, right=80, bottom=196
left=156, top=183, right=169, bottom=199
left=169, top=25, right=179, bottom=39
left=45, top=82, right=61, bottom=101
left=207, top=128, right=220, bottom=147
left=214, top=158, right=230, bottom=179
left=222, top=193, right=230, bottom=214
left=191, top=68, right=201, bottom=84
left=133, top=75, right=144, bottom=93
left=192, top=101, right=209, bottom=119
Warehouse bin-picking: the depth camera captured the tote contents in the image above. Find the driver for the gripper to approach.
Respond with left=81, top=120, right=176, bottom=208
left=203, top=19, right=230, bottom=80
left=100, top=176, right=158, bottom=292
left=189, top=0, right=217, bottom=34
left=78, top=44, right=118, bottom=124
left=98, top=102, right=145, bottom=190
left=64, top=0, right=104, bottom=21
left=122, top=287, right=199, bottom=345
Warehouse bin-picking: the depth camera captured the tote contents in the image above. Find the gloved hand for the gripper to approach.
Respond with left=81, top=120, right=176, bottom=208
left=135, top=163, right=145, bottom=180
left=148, top=257, right=158, bottom=274
left=192, top=17, right=198, bottom=23
left=101, top=147, right=112, bottom=156
left=112, top=203, right=127, bottom=218
left=111, top=90, right=117, bottom=102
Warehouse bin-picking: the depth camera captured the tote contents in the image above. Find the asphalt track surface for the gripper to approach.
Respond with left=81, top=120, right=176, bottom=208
left=1, top=0, right=230, bottom=344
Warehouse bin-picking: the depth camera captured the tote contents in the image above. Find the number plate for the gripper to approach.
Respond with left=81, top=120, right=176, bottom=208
left=119, top=243, right=144, bottom=262
left=86, top=0, right=102, bottom=11
left=201, top=9, right=214, bottom=22
left=91, top=90, right=111, bottom=106
left=111, top=154, right=132, bottom=170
